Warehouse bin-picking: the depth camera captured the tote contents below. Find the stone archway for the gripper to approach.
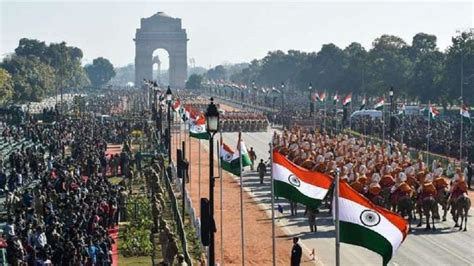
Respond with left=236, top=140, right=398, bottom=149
left=134, top=12, right=187, bottom=88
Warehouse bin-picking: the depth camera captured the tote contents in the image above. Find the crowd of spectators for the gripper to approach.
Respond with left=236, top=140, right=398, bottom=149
left=0, top=99, right=133, bottom=265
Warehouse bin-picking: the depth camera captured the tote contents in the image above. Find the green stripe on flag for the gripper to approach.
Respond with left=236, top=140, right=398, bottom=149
left=274, top=180, right=323, bottom=209
left=190, top=132, right=209, bottom=140
left=340, top=221, right=393, bottom=266
left=221, top=159, right=241, bottom=176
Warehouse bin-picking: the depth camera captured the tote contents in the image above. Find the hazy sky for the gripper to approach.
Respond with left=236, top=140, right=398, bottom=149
left=1, top=0, right=473, bottom=69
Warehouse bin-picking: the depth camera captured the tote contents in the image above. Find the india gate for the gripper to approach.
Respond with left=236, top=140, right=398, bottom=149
left=134, top=12, right=187, bottom=88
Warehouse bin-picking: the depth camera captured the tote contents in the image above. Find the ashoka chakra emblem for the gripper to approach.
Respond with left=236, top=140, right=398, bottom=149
left=224, top=153, right=233, bottom=161
left=288, top=174, right=301, bottom=187
left=196, top=125, right=204, bottom=133
left=360, top=209, right=381, bottom=227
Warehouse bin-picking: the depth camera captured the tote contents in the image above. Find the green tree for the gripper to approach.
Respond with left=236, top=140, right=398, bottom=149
left=206, top=65, right=227, bottom=80
left=1, top=55, right=56, bottom=102
left=296, top=44, right=345, bottom=93
left=341, top=42, right=368, bottom=96
left=15, top=39, right=89, bottom=89
left=366, top=35, right=411, bottom=96
left=407, top=33, right=444, bottom=103
left=15, top=38, right=48, bottom=62
left=85, top=57, right=116, bottom=88
left=186, top=74, right=203, bottom=90
left=0, top=68, right=14, bottom=105
left=441, top=31, right=474, bottom=105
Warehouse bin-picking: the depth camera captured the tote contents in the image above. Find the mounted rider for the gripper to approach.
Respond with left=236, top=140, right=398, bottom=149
left=432, top=166, right=449, bottom=192
left=449, top=168, right=468, bottom=205
left=418, top=173, right=437, bottom=202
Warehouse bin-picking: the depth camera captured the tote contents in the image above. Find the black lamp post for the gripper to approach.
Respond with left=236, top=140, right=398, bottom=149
left=166, top=86, right=172, bottom=159
left=389, top=87, right=394, bottom=144
left=205, top=97, right=220, bottom=266
left=280, top=82, right=285, bottom=111
left=309, top=82, right=314, bottom=117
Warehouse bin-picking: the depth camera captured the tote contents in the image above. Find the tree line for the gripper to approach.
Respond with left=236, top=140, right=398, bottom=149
left=0, top=38, right=116, bottom=104
left=197, top=31, right=474, bottom=107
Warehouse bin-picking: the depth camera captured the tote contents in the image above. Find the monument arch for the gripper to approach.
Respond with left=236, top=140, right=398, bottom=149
left=134, top=12, right=187, bottom=88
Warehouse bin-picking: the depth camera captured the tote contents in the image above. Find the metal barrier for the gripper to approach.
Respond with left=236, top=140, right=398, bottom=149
left=162, top=164, right=193, bottom=265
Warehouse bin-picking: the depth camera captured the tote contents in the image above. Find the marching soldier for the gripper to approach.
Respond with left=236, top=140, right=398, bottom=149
left=159, top=224, right=170, bottom=260
left=257, top=159, right=266, bottom=184
left=165, top=233, right=179, bottom=265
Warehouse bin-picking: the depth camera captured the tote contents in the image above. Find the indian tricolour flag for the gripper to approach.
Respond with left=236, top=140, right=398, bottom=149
left=318, top=92, right=327, bottom=102
left=429, top=105, right=440, bottom=120
left=335, top=181, right=408, bottom=265
left=342, top=93, right=352, bottom=106
left=181, top=106, right=191, bottom=122
left=374, top=98, right=385, bottom=110
left=172, top=99, right=181, bottom=112
left=220, top=134, right=251, bottom=176
left=236, top=133, right=252, bottom=167
left=333, top=93, right=340, bottom=104
left=460, top=104, right=471, bottom=124
left=189, top=115, right=208, bottom=140
left=359, top=97, right=366, bottom=110
left=398, top=103, right=406, bottom=115
left=272, top=151, right=332, bottom=209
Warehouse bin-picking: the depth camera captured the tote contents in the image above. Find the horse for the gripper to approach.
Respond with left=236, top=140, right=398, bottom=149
left=397, top=195, right=415, bottom=231
left=370, top=194, right=385, bottom=207
left=435, top=188, right=450, bottom=221
left=418, top=196, right=438, bottom=230
left=380, top=186, right=395, bottom=211
left=453, top=194, right=471, bottom=231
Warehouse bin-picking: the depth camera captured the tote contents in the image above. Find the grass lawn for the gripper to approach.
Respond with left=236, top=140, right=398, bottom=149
left=118, top=255, right=150, bottom=266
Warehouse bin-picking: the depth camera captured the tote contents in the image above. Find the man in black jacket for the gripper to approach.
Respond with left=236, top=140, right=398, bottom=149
left=291, top=237, right=302, bottom=266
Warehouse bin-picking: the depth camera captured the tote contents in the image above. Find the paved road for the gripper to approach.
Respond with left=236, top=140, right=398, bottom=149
left=218, top=130, right=474, bottom=266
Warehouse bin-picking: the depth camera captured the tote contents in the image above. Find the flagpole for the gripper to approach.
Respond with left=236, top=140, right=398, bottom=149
left=238, top=130, right=245, bottom=266
left=335, top=95, right=338, bottom=134
left=382, top=101, right=385, bottom=147
left=179, top=112, right=182, bottom=147
left=270, top=141, right=276, bottom=266
left=175, top=111, right=178, bottom=156
left=364, top=96, right=367, bottom=147
left=217, top=135, right=224, bottom=265
left=460, top=50, right=464, bottom=166
left=401, top=99, right=405, bottom=148
left=198, top=139, right=201, bottom=206
left=335, top=168, right=341, bottom=266
left=349, top=98, right=353, bottom=135
left=189, top=126, right=192, bottom=192
left=427, top=102, right=431, bottom=166
left=324, top=91, right=327, bottom=132
left=460, top=100, right=463, bottom=164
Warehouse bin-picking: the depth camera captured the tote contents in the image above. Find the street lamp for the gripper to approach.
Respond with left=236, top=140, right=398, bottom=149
left=205, top=97, right=219, bottom=266
left=309, top=82, right=314, bottom=117
left=166, top=86, right=172, bottom=159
